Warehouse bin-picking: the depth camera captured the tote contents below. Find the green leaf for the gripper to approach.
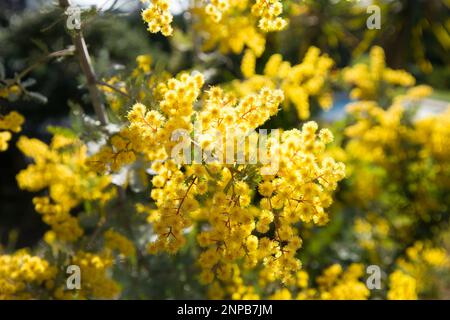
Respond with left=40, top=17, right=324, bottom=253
left=26, top=91, right=48, bottom=104
left=47, top=125, right=78, bottom=138
left=30, top=38, right=49, bottom=54
left=20, top=78, right=37, bottom=88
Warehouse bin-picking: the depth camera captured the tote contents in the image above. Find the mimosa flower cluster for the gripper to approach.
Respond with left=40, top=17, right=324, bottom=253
left=387, top=240, right=450, bottom=301
left=343, top=46, right=415, bottom=101
left=251, top=0, right=287, bottom=32
left=141, top=0, right=173, bottom=36
left=86, top=66, right=346, bottom=295
left=236, top=47, right=334, bottom=119
left=333, top=46, right=450, bottom=300
left=211, top=263, right=369, bottom=300
left=193, top=0, right=281, bottom=56
left=16, top=135, right=114, bottom=242
left=204, top=0, right=231, bottom=23
left=1, top=0, right=449, bottom=300
left=0, top=250, right=56, bottom=299
left=0, top=111, right=24, bottom=151
left=141, top=0, right=286, bottom=56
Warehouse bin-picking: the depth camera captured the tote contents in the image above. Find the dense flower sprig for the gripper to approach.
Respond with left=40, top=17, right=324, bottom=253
left=0, top=111, right=24, bottom=151
left=343, top=46, right=415, bottom=101
left=387, top=270, right=417, bottom=300
left=0, top=250, right=56, bottom=299
left=3, top=3, right=448, bottom=300
left=193, top=1, right=267, bottom=56
left=251, top=0, right=287, bottom=31
left=141, top=0, right=287, bottom=55
left=141, top=0, right=173, bottom=36
left=235, top=47, right=334, bottom=119
left=88, top=69, right=346, bottom=294
left=16, top=135, right=114, bottom=242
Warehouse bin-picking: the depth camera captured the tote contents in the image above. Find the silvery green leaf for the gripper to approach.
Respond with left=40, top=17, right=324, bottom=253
left=112, top=166, right=129, bottom=186
left=26, top=91, right=48, bottom=104
left=21, top=78, right=37, bottom=88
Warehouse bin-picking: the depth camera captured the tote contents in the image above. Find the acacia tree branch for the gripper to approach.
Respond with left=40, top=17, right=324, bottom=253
left=14, top=48, right=75, bottom=83
left=96, top=80, right=132, bottom=99
left=59, top=0, right=109, bottom=125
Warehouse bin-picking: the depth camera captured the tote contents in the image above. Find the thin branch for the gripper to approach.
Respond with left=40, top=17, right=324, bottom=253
left=59, top=0, right=109, bottom=125
left=13, top=48, right=75, bottom=83
left=96, top=80, right=132, bottom=100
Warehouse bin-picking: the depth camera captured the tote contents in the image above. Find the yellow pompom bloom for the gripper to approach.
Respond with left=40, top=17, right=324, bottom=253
left=343, top=46, right=416, bottom=101
left=0, top=250, right=56, bottom=299
left=0, top=131, right=12, bottom=151
left=241, top=49, right=256, bottom=78
left=141, top=0, right=173, bottom=36
left=233, top=47, right=334, bottom=120
left=387, top=270, right=417, bottom=300
left=104, top=229, right=136, bottom=258
left=0, top=111, right=25, bottom=132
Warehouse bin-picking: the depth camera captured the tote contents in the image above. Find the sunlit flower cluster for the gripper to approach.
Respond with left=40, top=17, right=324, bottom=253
left=393, top=242, right=450, bottom=296
left=141, top=0, right=173, bottom=36
left=235, top=47, right=334, bottom=119
left=86, top=67, right=346, bottom=296
left=343, top=46, right=415, bottom=101
left=387, top=270, right=417, bottom=300
left=16, top=135, right=114, bottom=242
left=251, top=0, right=287, bottom=32
left=0, top=111, right=24, bottom=151
left=2, top=0, right=449, bottom=300
left=53, top=251, right=120, bottom=299
left=0, top=250, right=56, bottom=299
left=104, top=229, right=136, bottom=259
left=0, top=84, right=21, bottom=100
left=193, top=1, right=266, bottom=56
left=353, top=213, right=390, bottom=252
left=222, top=263, right=369, bottom=300
left=204, top=0, right=230, bottom=23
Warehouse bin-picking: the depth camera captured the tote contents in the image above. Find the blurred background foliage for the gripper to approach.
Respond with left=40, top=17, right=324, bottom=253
left=0, top=0, right=449, bottom=299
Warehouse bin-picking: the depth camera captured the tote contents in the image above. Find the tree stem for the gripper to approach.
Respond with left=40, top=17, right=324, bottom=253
left=59, top=0, right=108, bottom=125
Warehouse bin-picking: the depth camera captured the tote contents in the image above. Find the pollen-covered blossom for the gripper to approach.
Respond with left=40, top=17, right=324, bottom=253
left=387, top=270, right=417, bottom=300
left=141, top=0, right=173, bottom=36
left=343, top=46, right=416, bottom=101
left=88, top=70, right=345, bottom=293
left=53, top=251, right=120, bottom=299
left=293, top=263, right=369, bottom=300
left=104, top=229, right=136, bottom=258
left=213, top=262, right=369, bottom=300
left=251, top=0, right=287, bottom=32
left=0, top=110, right=24, bottom=132
left=0, top=131, right=11, bottom=151
left=393, top=242, right=450, bottom=295
left=0, top=110, right=25, bottom=151
left=193, top=0, right=279, bottom=56
left=235, top=46, right=334, bottom=119
left=0, top=250, right=57, bottom=299
left=89, top=72, right=204, bottom=173
left=0, top=84, right=21, bottom=100
left=16, top=135, right=114, bottom=242
left=241, top=49, right=256, bottom=78
left=204, top=0, right=231, bottom=23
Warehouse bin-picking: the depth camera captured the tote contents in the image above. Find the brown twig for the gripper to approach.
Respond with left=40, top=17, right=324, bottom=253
left=13, top=48, right=75, bottom=83
left=59, top=0, right=109, bottom=125
left=96, top=80, right=132, bottom=100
